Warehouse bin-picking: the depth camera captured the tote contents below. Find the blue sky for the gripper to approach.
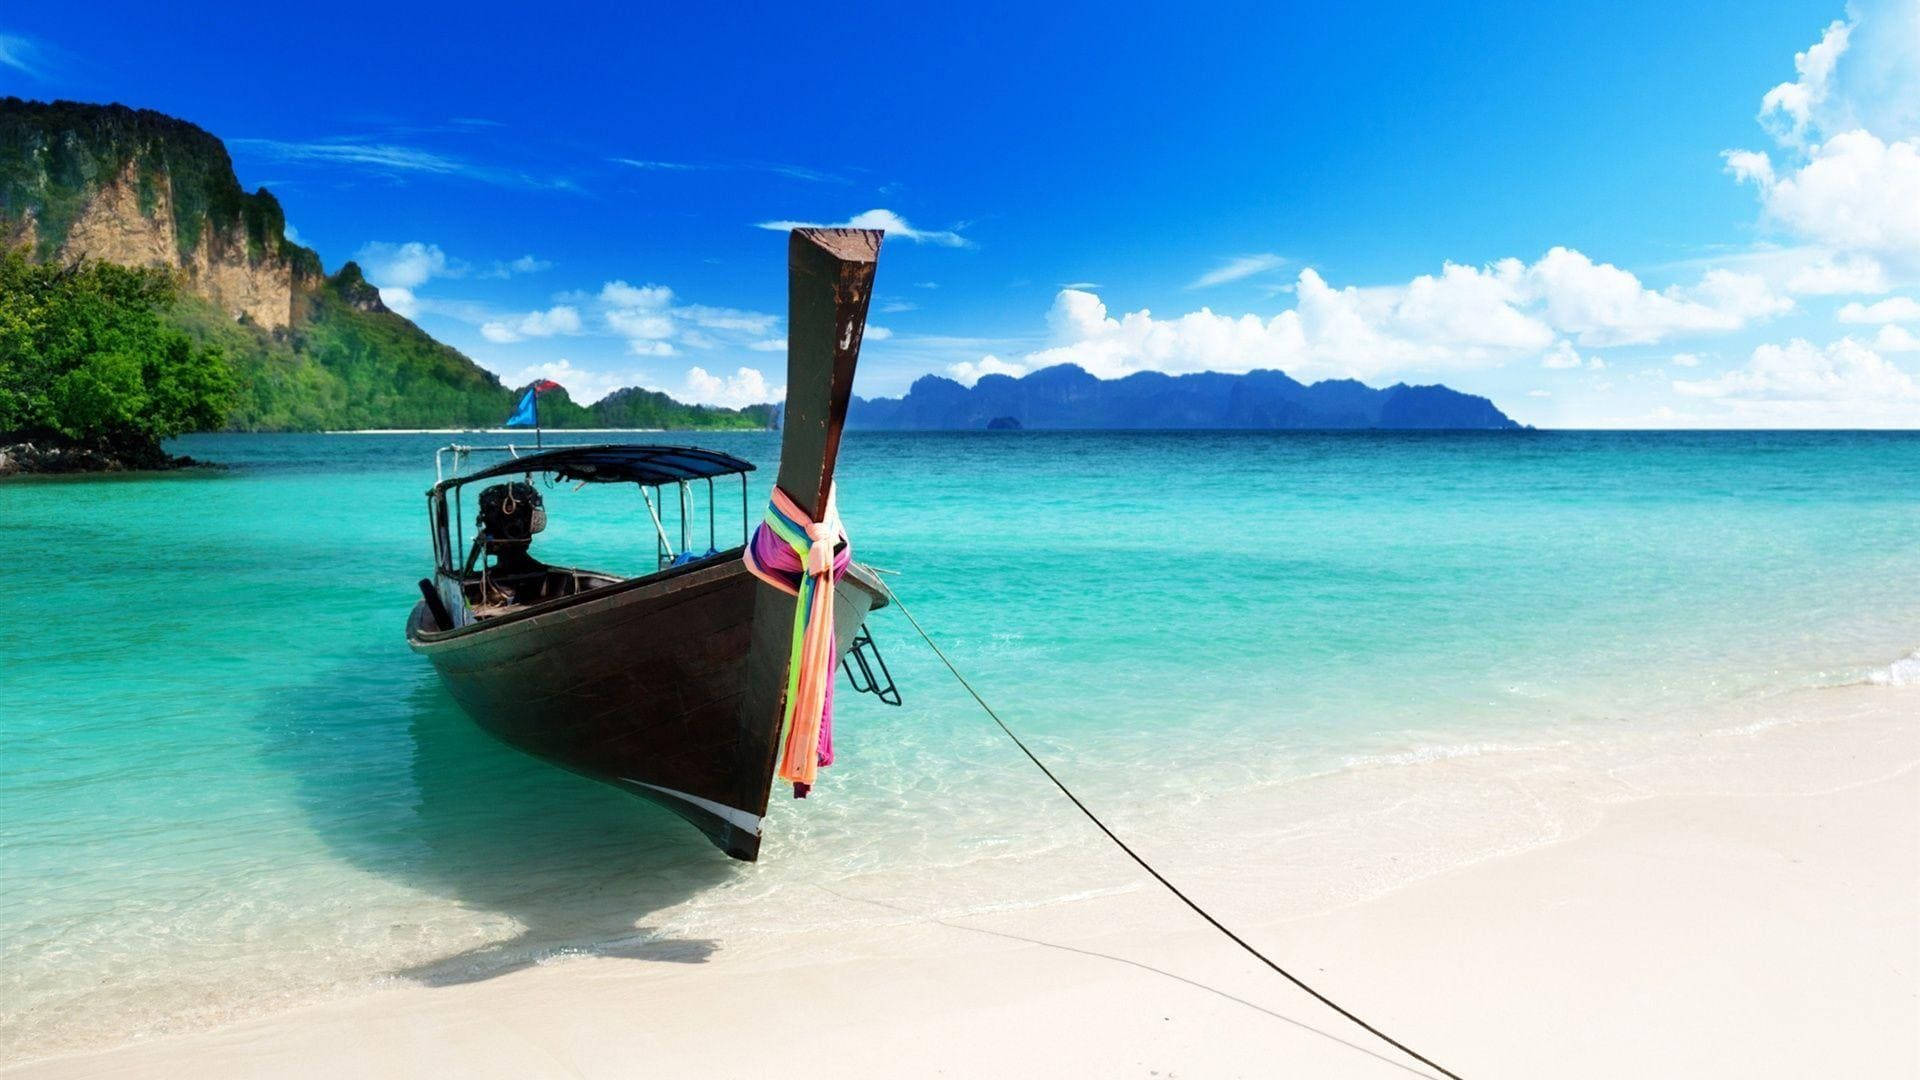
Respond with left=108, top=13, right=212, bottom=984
left=3, top=0, right=1917, bottom=426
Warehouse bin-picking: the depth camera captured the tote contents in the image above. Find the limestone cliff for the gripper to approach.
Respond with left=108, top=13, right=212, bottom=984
left=1, top=98, right=319, bottom=331
left=0, top=98, right=777, bottom=433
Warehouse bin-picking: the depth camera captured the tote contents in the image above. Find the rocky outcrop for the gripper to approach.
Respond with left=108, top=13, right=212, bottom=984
left=59, top=161, right=178, bottom=267
left=3, top=98, right=320, bottom=332
left=3, top=209, right=37, bottom=253
left=0, top=440, right=207, bottom=475
left=60, top=160, right=299, bottom=330
left=326, top=261, right=390, bottom=314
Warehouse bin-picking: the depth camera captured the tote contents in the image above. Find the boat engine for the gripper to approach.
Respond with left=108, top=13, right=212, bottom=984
left=475, top=482, right=546, bottom=574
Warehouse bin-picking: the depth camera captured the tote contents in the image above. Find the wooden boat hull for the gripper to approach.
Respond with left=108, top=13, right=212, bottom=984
left=406, top=554, right=886, bottom=860
left=407, top=227, right=886, bottom=862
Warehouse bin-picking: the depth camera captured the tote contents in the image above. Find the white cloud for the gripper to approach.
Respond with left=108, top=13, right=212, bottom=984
left=1541, top=341, right=1585, bottom=368
left=748, top=338, right=786, bottom=352
left=755, top=208, right=970, bottom=247
left=1527, top=389, right=1552, bottom=398
left=681, top=366, right=781, bottom=408
left=1755, top=3, right=1920, bottom=148
left=1189, top=254, right=1286, bottom=289
left=1526, top=248, right=1790, bottom=346
left=357, top=241, right=458, bottom=290
left=607, top=309, right=675, bottom=341
left=1733, top=131, right=1920, bottom=260
left=948, top=355, right=1030, bottom=385
left=1664, top=246, right=1889, bottom=298
left=1759, top=19, right=1852, bottom=148
left=234, top=139, right=575, bottom=190
left=498, top=359, right=633, bottom=406
left=595, top=279, right=778, bottom=356
left=983, top=250, right=1789, bottom=384
left=351, top=242, right=564, bottom=320
left=479, top=254, right=552, bottom=279
left=612, top=158, right=702, bottom=172
left=1723, top=149, right=1775, bottom=188
left=1671, top=352, right=1705, bottom=367
left=1683, top=268, right=1799, bottom=321
left=1837, top=295, right=1920, bottom=323
left=1672, top=336, right=1920, bottom=424
left=600, top=281, right=674, bottom=309
left=0, top=33, right=47, bottom=78
left=480, top=305, right=583, bottom=343
left=236, top=139, right=470, bottom=176
left=378, top=286, right=420, bottom=318
left=613, top=157, right=847, bottom=184
left=880, top=300, right=918, bottom=313
left=600, top=280, right=680, bottom=350
left=1540, top=341, right=1609, bottom=370
left=1873, top=324, right=1920, bottom=352
left=865, top=325, right=893, bottom=340
left=1727, top=11, right=1920, bottom=274
left=677, top=304, right=779, bottom=334
left=1829, top=0, right=1920, bottom=141
left=1785, top=251, right=1888, bottom=294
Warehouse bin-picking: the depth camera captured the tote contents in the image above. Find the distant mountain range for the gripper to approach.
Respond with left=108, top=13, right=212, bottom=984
left=848, top=364, right=1519, bottom=429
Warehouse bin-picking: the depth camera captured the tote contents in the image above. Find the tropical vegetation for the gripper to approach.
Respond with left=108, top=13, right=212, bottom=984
left=0, top=251, right=232, bottom=465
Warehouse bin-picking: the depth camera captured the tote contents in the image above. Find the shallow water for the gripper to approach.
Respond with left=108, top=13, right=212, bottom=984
left=2, top=429, right=1917, bottom=1059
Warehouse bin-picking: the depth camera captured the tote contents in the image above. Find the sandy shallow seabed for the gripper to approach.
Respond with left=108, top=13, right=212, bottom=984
left=6, top=682, right=1916, bottom=1080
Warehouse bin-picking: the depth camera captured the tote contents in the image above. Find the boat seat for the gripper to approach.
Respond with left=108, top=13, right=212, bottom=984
left=464, top=568, right=605, bottom=618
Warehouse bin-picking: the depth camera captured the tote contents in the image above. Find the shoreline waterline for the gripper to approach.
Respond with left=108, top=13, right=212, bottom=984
left=4, top=674, right=1914, bottom=1075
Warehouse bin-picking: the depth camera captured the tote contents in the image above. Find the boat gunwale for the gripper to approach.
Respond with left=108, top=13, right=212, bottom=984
left=406, top=552, right=888, bottom=652
left=407, top=550, right=748, bottom=649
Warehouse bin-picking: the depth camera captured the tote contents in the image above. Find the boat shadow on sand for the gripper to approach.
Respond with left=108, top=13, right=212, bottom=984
left=267, top=659, right=736, bottom=987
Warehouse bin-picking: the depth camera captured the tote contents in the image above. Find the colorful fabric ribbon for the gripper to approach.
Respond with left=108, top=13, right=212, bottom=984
left=742, top=484, right=850, bottom=796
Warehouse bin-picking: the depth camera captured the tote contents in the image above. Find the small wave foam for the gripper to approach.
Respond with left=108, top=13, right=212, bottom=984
left=1340, top=741, right=1523, bottom=770
left=1867, top=650, right=1920, bottom=687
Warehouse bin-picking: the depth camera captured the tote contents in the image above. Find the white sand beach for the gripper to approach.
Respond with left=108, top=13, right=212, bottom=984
left=8, top=681, right=1914, bottom=1080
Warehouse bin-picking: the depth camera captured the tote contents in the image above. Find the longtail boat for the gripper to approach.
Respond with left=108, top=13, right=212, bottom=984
left=405, top=228, right=898, bottom=860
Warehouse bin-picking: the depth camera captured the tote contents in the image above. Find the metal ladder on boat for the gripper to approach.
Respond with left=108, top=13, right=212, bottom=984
left=843, top=626, right=902, bottom=705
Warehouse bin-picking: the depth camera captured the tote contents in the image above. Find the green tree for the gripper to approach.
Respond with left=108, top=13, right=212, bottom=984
left=0, top=251, right=235, bottom=463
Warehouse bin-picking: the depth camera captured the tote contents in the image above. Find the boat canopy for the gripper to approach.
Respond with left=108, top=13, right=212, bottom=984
left=434, top=444, right=755, bottom=494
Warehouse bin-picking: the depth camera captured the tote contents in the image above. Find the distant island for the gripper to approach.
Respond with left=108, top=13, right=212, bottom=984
left=0, top=98, right=769, bottom=473
left=849, top=365, right=1519, bottom=430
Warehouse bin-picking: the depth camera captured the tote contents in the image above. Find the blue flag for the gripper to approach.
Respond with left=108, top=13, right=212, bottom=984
left=505, top=387, right=538, bottom=427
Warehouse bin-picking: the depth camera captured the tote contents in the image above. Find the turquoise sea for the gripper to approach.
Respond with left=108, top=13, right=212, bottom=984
left=3, top=429, right=1918, bottom=1060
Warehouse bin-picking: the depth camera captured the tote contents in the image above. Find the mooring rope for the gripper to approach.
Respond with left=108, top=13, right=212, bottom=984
left=876, top=580, right=1467, bottom=1080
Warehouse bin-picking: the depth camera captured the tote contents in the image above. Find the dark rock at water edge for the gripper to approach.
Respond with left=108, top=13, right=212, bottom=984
left=0, top=440, right=213, bottom=476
